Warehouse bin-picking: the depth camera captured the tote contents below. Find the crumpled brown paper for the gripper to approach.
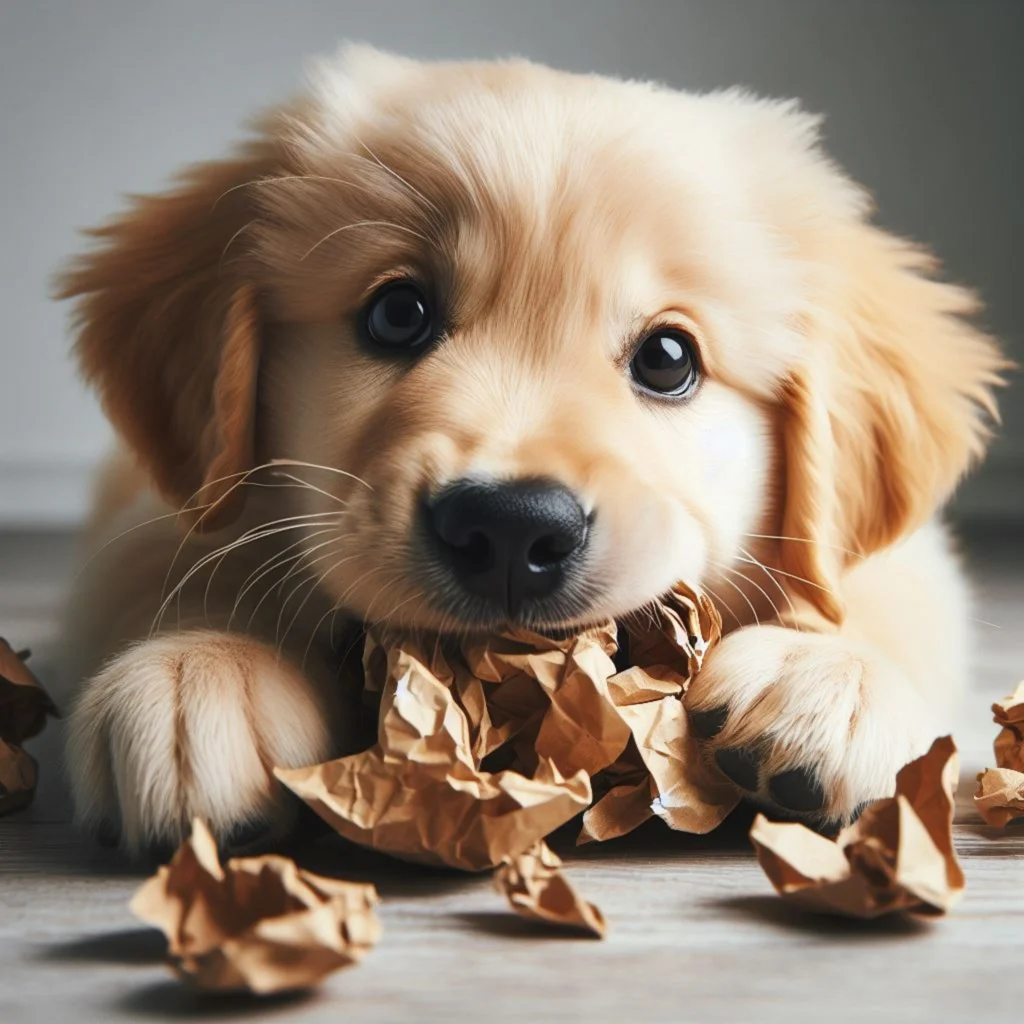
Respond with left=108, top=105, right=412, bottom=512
left=970, top=681, right=1024, bottom=828
left=131, top=818, right=380, bottom=993
left=495, top=841, right=606, bottom=937
left=278, top=583, right=736, bottom=872
left=749, top=736, right=964, bottom=917
left=992, top=681, right=1024, bottom=772
left=974, top=767, right=1024, bottom=827
left=278, top=636, right=592, bottom=872
left=0, top=640, right=58, bottom=743
left=0, top=739, right=38, bottom=816
left=577, top=591, right=737, bottom=842
left=0, top=640, right=58, bottom=816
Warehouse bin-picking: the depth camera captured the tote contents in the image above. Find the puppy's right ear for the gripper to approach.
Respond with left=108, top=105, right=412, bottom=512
left=56, top=143, right=278, bottom=529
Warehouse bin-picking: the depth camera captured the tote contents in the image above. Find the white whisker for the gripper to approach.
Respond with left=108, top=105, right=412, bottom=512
left=267, top=458, right=373, bottom=491
left=350, top=135, right=445, bottom=222
left=157, top=461, right=364, bottom=627
left=719, top=563, right=783, bottom=626
left=229, top=527, right=341, bottom=629
left=276, top=552, right=347, bottom=651
left=300, top=220, right=430, bottom=261
left=219, top=219, right=258, bottom=269
left=735, top=555, right=839, bottom=597
left=737, top=547, right=801, bottom=628
left=151, top=517, right=344, bottom=634
left=742, top=532, right=865, bottom=561
left=157, top=462, right=330, bottom=611
left=710, top=572, right=761, bottom=629
left=201, top=514, right=345, bottom=622
left=376, top=588, right=424, bottom=638
left=697, top=581, right=744, bottom=631
left=267, top=470, right=347, bottom=507
left=212, top=173, right=382, bottom=210
left=247, top=546, right=358, bottom=633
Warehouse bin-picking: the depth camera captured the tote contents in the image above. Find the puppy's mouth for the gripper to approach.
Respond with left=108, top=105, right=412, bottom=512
left=414, top=548, right=602, bottom=635
left=421, top=589, right=606, bottom=637
left=413, top=476, right=603, bottom=634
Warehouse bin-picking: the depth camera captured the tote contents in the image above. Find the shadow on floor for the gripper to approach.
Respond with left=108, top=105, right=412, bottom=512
left=38, top=927, right=167, bottom=965
left=37, top=928, right=320, bottom=1020
left=705, top=894, right=933, bottom=939
left=452, top=911, right=604, bottom=941
left=113, top=982, right=319, bottom=1021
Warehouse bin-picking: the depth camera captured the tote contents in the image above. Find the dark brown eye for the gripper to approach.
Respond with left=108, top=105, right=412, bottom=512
left=630, top=328, right=700, bottom=397
left=364, top=280, right=434, bottom=350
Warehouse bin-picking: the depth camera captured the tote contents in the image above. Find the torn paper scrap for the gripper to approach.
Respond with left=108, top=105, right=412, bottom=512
left=578, top=777, right=655, bottom=844
left=281, top=580, right=734, bottom=871
left=496, top=841, right=606, bottom=937
left=993, top=681, right=1024, bottom=726
left=607, top=668, right=739, bottom=835
left=580, top=586, right=738, bottom=841
left=277, top=641, right=591, bottom=871
left=131, top=819, right=380, bottom=993
left=974, top=767, right=1024, bottom=827
left=992, top=681, right=1024, bottom=772
left=750, top=736, right=964, bottom=917
left=0, top=639, right=59, bottom=744
left=464, top=622, right=624, bottom=777
left=0, top=739, right=38, bottom=816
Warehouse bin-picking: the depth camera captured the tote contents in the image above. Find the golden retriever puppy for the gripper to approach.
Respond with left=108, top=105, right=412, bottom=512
left=57, top=47, right=1003, bottom=855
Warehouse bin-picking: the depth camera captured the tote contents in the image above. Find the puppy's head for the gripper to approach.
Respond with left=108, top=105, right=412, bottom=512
left=59, top=48, right=1004, bottom=634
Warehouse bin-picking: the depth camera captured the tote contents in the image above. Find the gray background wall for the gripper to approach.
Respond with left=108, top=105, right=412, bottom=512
left=1, top=0, right=1020, bottom=524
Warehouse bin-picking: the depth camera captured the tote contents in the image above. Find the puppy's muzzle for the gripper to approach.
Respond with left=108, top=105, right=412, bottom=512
left=424, top=478, right=588, bottom=618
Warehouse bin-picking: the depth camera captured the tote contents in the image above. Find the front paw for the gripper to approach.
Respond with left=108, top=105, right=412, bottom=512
left=684, top=625, right=940, bottom=829
left=66, top=631, right=335, bottom=857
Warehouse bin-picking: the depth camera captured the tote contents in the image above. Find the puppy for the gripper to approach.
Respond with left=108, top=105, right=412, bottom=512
left=57, top=47, right=1004, bottom=855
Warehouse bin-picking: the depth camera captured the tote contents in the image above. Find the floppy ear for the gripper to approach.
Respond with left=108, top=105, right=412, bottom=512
left=779, top=222, right=1006, bottom=625
left=56, top=144, right=276, bottom=529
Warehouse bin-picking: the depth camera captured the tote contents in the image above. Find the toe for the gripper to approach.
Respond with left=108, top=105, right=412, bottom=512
left=767, top=766, right=826, bottom=813
left=715, top=747, right=761, bottom=791
left=688, top=705, right=729, bottom=740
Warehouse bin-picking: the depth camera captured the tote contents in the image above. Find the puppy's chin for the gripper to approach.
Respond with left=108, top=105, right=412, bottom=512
left=388, top=582, right=660, bottom=639
left=417, top=596, right=606, bottom=638
left=399, top=592, right=676, bottom=642
left=343, top=574, right=611, bottom=637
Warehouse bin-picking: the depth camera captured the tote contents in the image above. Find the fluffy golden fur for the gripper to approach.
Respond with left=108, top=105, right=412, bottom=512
left=57, top=47, right=1004, bottom=854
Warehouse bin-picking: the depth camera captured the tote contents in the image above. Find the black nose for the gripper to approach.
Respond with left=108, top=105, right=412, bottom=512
left=426, top=478, right=589, bottom=617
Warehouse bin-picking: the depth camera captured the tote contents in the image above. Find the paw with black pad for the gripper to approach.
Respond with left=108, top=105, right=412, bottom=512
left=767, top=766, right=826, bottom=813
left=714, top=747, right=761, bottom=792
left=688, top=705, right=729, bottom=740
left=683, top=623, right=937, bottom=836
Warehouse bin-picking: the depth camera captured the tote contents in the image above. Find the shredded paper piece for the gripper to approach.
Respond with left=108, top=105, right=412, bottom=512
left=0, top=639, right=58, bottom=744
left=0, top=739, right=38, bottom=816
left=750, top=736, right=964, bottom=918
left=0, top=640, right=58, bottom=816
left=495, top=841, right=606, bottom=937
left=278, top=584, right=738, bottom=872
left=992, top=680, right=1024, bottom=773
left=131, top=819, right=380, bottom=993
left=970, top=681, right=1024, bottom=827
left=974, top=767, right=1024, bottom=827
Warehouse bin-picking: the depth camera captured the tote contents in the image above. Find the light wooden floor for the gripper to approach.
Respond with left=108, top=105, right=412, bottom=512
left=1, top=529, right=1022, bottom=1024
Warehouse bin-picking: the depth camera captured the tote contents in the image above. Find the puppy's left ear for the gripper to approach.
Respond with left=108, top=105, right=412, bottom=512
left=56, top=144, right=275, bottom=530
left=780, top=221, right=1007, bottom=624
